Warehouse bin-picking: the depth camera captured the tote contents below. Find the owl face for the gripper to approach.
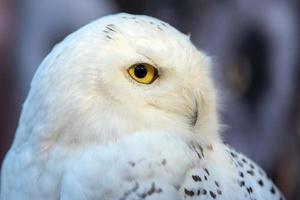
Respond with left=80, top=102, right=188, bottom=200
left=18, top=13, right=219, bottom=147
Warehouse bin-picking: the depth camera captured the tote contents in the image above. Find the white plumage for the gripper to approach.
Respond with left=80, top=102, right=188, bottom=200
left=1, top=13, right=284, bottom=200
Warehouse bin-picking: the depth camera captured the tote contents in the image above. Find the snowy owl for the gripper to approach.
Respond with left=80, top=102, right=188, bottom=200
left=1, top=13, right=285, bottom=200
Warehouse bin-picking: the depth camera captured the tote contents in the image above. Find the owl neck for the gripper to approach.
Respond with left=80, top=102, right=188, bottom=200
left=12, top=106, right=221, bottom=154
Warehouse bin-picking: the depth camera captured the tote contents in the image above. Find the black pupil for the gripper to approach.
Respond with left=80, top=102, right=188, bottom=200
left=134, top=64, right=148, bottom=78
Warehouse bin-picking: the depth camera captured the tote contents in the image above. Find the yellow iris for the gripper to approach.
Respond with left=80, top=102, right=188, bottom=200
left=128, top=63, right=158, bottom=84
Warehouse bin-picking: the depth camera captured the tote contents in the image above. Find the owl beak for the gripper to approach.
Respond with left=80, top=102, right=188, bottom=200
left=190, top=110, right=198, bottom=127
left=190, top=101, right=198, bottom=127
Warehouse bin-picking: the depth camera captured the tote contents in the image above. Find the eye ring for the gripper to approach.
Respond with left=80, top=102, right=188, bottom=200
left=128, top=63, right=158, bottom=84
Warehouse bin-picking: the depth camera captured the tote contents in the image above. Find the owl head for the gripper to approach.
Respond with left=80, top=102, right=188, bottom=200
left=13, top=13, right=220, bottom=150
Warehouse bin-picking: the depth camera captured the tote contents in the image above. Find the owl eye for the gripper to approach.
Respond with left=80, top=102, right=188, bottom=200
left=128, top=63, right=158, bottom=84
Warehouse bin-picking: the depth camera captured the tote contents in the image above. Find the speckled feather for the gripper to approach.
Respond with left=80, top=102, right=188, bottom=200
left=1, top=13, right=285, bottom=200
left=59, top=132, right=284, bottom=200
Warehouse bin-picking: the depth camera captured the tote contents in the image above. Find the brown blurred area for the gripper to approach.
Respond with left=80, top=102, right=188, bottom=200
left=0, top=0, right=18, bottom=171
left=0, top=0, right=299, bottom=199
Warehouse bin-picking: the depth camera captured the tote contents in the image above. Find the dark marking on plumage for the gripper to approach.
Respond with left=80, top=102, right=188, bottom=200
left=242, top=158, right=247, bottom=163
left=209, top=191, right=217, bottom=199
left=217, top=189, right=222, bottom=195
left=204, top=168, right=210, bottom=175
left=189, top=142, right=204, bottom=159
left=161, top=159, right=167, bottom=166
left=106, top=26, right=117, bottom=33
left=157, top=25, right=163, bottom=31
left=247, top=187, right=253, bottom=194
left=106, top=24, right=115, bottom=27
left=161, top=22, right=167, bottom=27
left=270, top=186, right=276, bottom=194
left=203, top=189, right=207, bottom=195
left=246, top=170, right=254, bottom=176
left=128, top=161, right=135, bottom=167
left=214, top=181, right=220, bottom=187
left=198, top=144, right=204, bottom=158
left=132, top=182, right=139, bottom=191
left=239, top=180, right=245, bottom=187
left=147, top=182, right=156, bottom=195
left=204, top=175, right=207, bottom=181
left=156, top=188, right=162, bottom=193
left=250, top=163, right=255, bottom=169
left=230, top=152, right=237, bottom=158
left=258, top=179, right=264, bottom=186
left=184, top=188, right=194, bottom=197
left=119, top=181, right=139, bottom=200
left=137, top=192, right=147, bottom=199
left=192, top=175, right=202, bottom=182
left=137, top=182, right=162, bottom=199
left=239, top=172, right=244, bottom=177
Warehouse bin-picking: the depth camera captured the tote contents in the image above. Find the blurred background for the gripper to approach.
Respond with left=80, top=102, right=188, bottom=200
left=0, top=0, right=299, bottom=199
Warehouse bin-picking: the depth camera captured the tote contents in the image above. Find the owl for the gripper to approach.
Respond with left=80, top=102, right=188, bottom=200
left=1, top=13, right=285, bottom=200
